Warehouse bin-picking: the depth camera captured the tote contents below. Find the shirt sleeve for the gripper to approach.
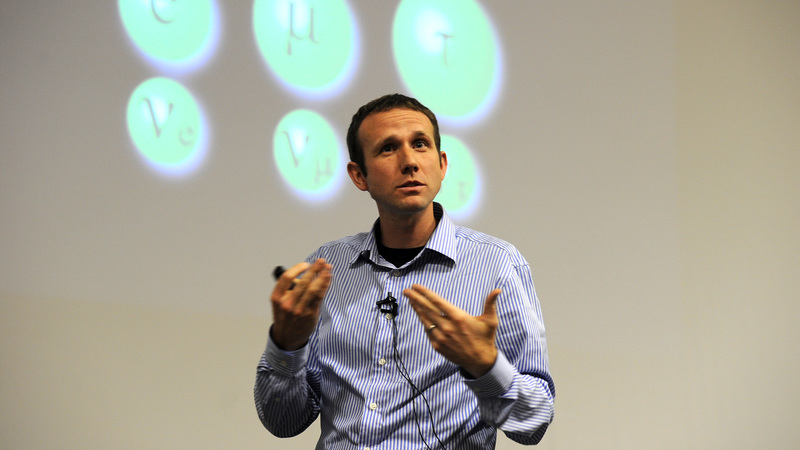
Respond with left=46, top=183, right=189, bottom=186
left=253, top=328, right=321, bottom=438
left=463, top=262, right=556, bottom=445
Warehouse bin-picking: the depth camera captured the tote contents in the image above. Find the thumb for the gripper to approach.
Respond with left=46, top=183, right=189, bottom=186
left=482, top=288, right=501, bottom=320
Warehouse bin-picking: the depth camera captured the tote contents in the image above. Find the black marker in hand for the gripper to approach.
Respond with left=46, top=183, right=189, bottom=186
left=273, top=265, right=294, bottom=289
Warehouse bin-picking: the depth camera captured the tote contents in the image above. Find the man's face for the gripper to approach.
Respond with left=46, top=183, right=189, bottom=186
left=347, top=108, right=447, bottom=218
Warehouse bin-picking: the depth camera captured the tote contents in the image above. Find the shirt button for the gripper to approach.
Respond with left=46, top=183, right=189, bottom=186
left=385, top=313, right=393, bottom=320
left=392, top=270, right=401, bottom=277
left=378, top=357, right=386, bottom=366
left=369, top=402, right=378, bottom=411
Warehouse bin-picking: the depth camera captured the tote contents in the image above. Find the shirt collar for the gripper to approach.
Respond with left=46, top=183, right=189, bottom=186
left=350, top=202, right=458, bottom=266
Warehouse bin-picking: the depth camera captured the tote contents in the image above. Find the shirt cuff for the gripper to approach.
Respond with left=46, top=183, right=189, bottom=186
left=264, top=327, right=309, bottom=377
left=462, top=351, right=515, bottom=398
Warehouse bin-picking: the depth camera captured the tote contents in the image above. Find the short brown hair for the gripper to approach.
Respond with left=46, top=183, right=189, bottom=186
left=346, top=94, right=441, bottom=174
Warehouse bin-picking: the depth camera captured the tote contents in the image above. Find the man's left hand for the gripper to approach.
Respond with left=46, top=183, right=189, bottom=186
left=404, top=284, right=501, bottom=378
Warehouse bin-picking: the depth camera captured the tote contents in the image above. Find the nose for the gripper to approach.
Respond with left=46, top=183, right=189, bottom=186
left=399, top=145, right=419, bottom=174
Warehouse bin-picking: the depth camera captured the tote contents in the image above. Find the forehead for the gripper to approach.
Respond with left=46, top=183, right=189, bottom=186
left=358, top=109, right=434, bottom=148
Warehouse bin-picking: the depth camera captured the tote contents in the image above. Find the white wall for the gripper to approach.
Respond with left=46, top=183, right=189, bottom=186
left=1, top=1, right=797, bottom=448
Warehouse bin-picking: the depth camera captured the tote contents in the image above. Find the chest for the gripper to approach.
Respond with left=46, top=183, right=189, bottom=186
left=312, top=261, right=495, bottom=377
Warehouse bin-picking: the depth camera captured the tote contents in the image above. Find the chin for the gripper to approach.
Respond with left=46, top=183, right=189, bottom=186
left=378, top=200, right=429, bottom=216
left=398, top=199, right=434, bottom=214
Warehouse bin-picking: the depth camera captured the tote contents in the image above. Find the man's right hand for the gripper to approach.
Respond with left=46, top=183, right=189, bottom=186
left=270, top=259, right=332, bottom=351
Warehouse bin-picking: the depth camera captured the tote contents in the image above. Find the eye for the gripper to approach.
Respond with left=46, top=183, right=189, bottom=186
left=380, top=144, right=394, bottom=153
left=413, top=140, right=428, bottom=149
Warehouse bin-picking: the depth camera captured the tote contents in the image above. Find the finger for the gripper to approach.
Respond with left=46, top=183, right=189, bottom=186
left=410, top=307, right=438, bottom=336
left=405, top=287, right=458, bottom=334
left=403, top=288, right=437, bottom=326
left=482, top=289, right=501, bottom=320
left=300, top=262, right=332, bottom=308
left=296, top=260, right=332, bottom=307
left=407, top=284, right=462, bottom=317
left=290, top=258, right=324, bottom=289
left=274, top=262, right=310, bottom=296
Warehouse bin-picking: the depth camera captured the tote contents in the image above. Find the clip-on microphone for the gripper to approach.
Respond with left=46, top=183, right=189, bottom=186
left=376, top=292, right=398, bottom=317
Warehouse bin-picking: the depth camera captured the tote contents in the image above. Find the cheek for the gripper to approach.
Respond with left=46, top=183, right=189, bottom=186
left=427, top=161, right=445, bottom=179
left=364, top=168, right=389, bottom=190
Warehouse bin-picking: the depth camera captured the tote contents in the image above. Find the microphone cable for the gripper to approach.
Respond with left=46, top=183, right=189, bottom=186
left=381, top=293, right=447, bottom=450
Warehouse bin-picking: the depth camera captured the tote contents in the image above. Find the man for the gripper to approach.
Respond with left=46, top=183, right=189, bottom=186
left=255, top=94, right=554, bottom=449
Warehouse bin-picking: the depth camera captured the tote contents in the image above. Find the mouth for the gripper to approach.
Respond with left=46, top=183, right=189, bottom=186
left=399, top=180, right=424, bottom=188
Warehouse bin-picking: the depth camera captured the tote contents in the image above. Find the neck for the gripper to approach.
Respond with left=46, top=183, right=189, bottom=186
left=377, top=205, right=437, bottom=249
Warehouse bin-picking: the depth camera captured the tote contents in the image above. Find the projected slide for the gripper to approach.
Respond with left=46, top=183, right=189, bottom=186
left=393, top=0, right=501, bottom=123
left=118, top=0, right=500, bottom=219
left=253, top=0, right=359, bottom=98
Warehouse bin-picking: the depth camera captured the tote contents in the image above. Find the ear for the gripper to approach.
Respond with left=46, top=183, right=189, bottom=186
left=347, top=161, right=369, bottom=192
left=439, top=151, right=448, bottom=180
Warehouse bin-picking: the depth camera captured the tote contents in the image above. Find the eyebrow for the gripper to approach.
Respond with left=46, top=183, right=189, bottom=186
left=374, top=131, right=430, bottom=149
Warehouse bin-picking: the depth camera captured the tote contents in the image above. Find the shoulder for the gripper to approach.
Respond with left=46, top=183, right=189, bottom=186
left=310, top=232, right=370, bottom=260
left=319, top=231, right=369, bottom=249
left=452, top=225, right=528, bottom=266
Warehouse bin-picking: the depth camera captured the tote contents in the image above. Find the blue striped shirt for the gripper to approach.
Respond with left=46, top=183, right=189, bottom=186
left=255, top=205, right=554, bottom=449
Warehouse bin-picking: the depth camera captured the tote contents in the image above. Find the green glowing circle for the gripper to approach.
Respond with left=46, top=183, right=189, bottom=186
left=437, top=135, right=478, bottom=214
left=253, top=0, right=355, bottom=91
left=393, top=0, right=498, bottom=118
left=126, top=77, right=202, bottom=166
left=273, top=109, right=341, bottom=194
left=119, top=0, right=213, bottom=62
